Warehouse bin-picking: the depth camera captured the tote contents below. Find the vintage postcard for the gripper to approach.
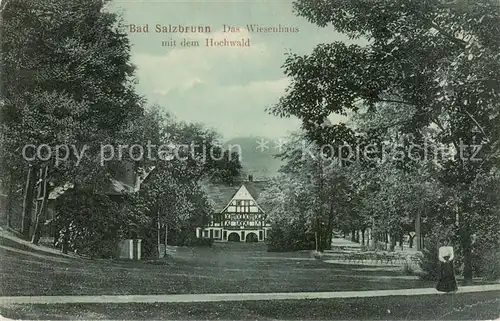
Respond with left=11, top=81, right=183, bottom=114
left=0, top=0, right=499, bottom=320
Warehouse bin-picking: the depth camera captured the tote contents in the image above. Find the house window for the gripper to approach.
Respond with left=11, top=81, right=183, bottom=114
left=234, top=200, right=251, bottom=213
left=259, top=231, right=263, bottom=240
left=214, top=230, right=220, bottom=238
left=242, top=200, right=250, bottom=213
left=203, top=230, right=209, bottom=238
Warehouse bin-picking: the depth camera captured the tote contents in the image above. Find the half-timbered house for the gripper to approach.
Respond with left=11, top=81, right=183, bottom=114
left=197, top=176, right=271, bottom=242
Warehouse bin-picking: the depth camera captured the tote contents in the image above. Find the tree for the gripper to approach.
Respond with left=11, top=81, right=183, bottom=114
left=260, top=132, right=362, bottom=251
left=1, top=0, right=143, bottom=241
left=271, top=0, right=500, bottom=282
left=121, top=108, right=241, bottom=256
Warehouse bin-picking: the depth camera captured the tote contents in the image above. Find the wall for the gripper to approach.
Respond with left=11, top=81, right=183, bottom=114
left=202, top=227, right=269, bottom=242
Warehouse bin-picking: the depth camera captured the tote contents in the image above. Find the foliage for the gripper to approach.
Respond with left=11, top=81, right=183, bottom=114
left=122, top=108, right=241, bottom=255
left=401, top=261, right=416, bottom=276
left=311, top=250, right=324, bottom=260
left=54, top=190, right=128, bottom=258
left=0, top=0, right=144, bottom=245
left=186, top=237, right=214, bottom=247
left=0, top=0, right=241, bottom=256
left=269, top=0, right=500, bottom=280
left=1, top=0, right=143, bottom=183
left=418, top=222, right=457, bottom=281
left=266, top=222, right=316, bottom=252
left=419, top=248, right=440, bottom=281
left=476, top=248, right=500, bottom=281
left=259, top=150, right=318, bottom=252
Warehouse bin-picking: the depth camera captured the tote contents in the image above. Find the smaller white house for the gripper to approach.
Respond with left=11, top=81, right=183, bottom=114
left=197, top=177, right=271, bottom=242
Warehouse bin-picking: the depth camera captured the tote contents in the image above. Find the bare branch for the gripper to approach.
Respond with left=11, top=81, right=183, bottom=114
left=432, top=117, right=447, bottom=133
left=377, top=99, right=415, bottom=106
left=462, top=109, right=490, bottom=143
left=429, top=22, right=467, bottom=48
left=365, top=110, right=432, bottom=132
left=0, top=0, right=11, bottom=14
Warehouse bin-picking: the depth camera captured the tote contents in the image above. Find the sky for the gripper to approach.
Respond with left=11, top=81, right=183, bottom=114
left=110, top=0, right=366, bottom=140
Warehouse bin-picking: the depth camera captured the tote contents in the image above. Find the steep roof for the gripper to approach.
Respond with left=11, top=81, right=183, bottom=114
left=201, top=179, right=270, bottom=213
left=44, top=164, right=155, bottom=200
left=48, top=182, right=75, bottom=200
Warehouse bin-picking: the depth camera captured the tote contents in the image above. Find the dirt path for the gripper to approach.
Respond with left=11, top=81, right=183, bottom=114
left=1, top=284, right=499, bottom=305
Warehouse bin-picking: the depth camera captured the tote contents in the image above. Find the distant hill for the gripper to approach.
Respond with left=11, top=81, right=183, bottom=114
left=225, top=136, right=283, bottom=179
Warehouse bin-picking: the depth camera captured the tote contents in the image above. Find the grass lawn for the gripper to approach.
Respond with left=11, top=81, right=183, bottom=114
left=0, top=237, right=492, bottom=297
left=0, top=241, right=443, bottom=296
left=1, top=291, right=499, bottom=320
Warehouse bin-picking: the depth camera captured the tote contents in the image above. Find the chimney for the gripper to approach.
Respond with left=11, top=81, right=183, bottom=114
left=248, top=174, right=253, bottom=182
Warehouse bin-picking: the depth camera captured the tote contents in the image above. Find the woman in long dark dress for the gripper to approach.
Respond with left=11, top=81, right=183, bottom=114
left=436, top=246, right=458, bottom=292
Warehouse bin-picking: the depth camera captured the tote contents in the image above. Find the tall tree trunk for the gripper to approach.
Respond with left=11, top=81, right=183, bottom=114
left=461, top=222, right=473, bottom=283
left=416, top=208, right=422, bottom=251
left=157, top=208, right=161, bottom=258
left=371, top=217, right=377, bottom=249
left=61, top=227, right=69, bottom=254
left=390, top=234, right=396, bottom=251
left=324, top=202, right=334, bottom=250
left=351, top=229, right=356, bottom=242
left=33, top=168, right=43, bottom=226
left=32, top=166, right=49, bottom=245
left=21, top=164, right=36, bottom=240
left=361, top=228, right=365, bottom=246
left=164, top=222, right=168, bottom=256
left=321, top=227, right=330, bottom=251
left=316, top=156, right=324, bottom=252
left=5, top=172, right=14, bottom=229
left=53, top=219, right=59, bottom=246
left=408, top=233, right=415, bottom=248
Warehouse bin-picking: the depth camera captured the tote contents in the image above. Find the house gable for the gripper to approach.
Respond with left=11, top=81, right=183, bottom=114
left=201, top=179, right=269, bottom=213
left=220, top=184, right=265, bottom=214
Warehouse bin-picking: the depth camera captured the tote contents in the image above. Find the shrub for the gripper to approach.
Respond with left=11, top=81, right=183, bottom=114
left=419, top=247, right=440, bottom=280
left=187, top=237, right=213, bottom=247
left=477, top=248, right=500, bottom=281
left=401, top=261, right=415, bottom=276
left=55, top=191, right=127, bottom=258
left=373, top=241, right=387, bottom=251
left=311, top=250, right=323, bottom=260
left=266, top=223, right=316, bottom=252
left=418, top=223, right=458, bottom=281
